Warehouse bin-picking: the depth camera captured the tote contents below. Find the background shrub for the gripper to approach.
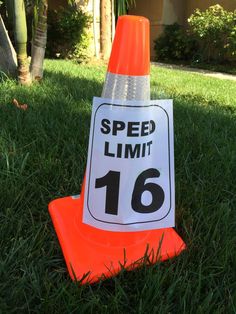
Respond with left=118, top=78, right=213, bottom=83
left=46, top=2, right=92, bottom=62
left=188, top=5, right=236, bottom=62
left=154, top=5, right=236, bottom=64
left=154, top=23, right=197, bottom=62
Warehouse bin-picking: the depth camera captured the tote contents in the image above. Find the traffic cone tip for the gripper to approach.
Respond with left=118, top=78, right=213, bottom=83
left=108, top=15, right=150, bottom=76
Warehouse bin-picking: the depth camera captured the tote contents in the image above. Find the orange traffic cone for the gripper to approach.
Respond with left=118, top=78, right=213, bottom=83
left=49, top=15, right=186, bottom=284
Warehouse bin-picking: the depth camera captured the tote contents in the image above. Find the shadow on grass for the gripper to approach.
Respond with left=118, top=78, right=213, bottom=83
left=0, top=69, right=103, bottom=201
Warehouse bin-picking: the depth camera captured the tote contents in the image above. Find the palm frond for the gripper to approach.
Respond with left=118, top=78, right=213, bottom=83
left=115, top=0, right=136, bottom=17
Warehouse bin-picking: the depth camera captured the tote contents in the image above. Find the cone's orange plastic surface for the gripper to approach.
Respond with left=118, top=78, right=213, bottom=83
left=108, top=15, right=150, bottom=76
left=49, top=179, right=186, bottom=284
left=48, top=15, right=186, bottom=284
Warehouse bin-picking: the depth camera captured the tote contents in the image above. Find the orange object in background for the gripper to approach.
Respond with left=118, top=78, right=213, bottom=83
left=49, top=15, right=186, bottom=284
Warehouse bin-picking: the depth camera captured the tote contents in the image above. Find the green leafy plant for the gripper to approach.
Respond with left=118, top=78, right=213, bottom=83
left=188, top=5, right=236, bottom=62
left=115, top=0, right=136, bottom=17
left=154, top=23, right=197, bottom=62
left=46, top=2, right=92, bottom=62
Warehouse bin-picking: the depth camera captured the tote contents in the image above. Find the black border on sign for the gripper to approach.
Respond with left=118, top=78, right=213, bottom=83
left=87, top=103, right=173, bottom=225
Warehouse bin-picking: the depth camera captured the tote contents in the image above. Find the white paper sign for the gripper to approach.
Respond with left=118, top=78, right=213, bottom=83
left=83, top=97, right=175, bottom=232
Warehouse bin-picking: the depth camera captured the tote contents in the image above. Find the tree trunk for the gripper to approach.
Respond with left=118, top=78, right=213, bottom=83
left=100, top=0, right=112, bottom=60
left=30, top=0, right=48, bottom=81
left=12, top=0, right=31, bottom=85
left=0, top=14, right=17, bottom=76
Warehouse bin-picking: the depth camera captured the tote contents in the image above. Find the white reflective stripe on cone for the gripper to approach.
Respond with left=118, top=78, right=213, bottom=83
left=102, top=72, right=150, bottom=101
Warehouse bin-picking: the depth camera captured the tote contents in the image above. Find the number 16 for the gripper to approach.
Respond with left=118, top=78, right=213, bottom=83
left=95, top=168, right=165, bottom=215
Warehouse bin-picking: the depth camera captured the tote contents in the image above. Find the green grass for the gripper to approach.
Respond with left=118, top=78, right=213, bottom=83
left=0, top=60, right=236, bottom=313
